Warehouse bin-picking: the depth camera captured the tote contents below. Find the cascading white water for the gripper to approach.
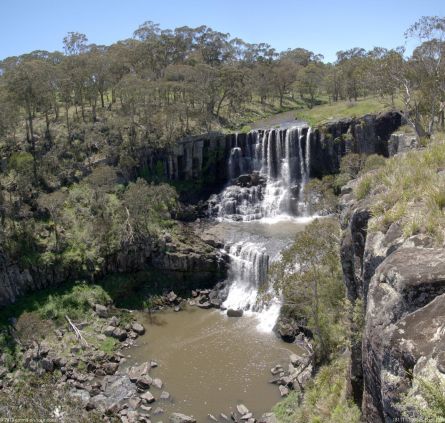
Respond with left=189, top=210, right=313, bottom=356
left=223, top=242, right=269, bottom=311
left=214, top=125, right=311, bottom=221
left=217, top=125, right=312, bottom=332
left=222, top=240, right=280, bottom=332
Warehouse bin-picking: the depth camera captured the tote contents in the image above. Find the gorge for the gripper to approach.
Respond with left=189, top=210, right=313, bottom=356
left=2, top=109, right=440, bottom=423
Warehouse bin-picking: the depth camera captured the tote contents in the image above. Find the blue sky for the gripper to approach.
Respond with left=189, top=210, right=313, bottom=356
left=1, top=0, right=444, bottom=62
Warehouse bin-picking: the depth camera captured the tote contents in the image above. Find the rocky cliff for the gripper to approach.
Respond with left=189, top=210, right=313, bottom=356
left=135, top=111, right=402, bottom=194
left=0, top=230, right=227, bottom=307
left=340, top=182, right=445, bottom=422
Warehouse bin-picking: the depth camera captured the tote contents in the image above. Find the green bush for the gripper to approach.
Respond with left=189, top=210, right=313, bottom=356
left=274, top=356, right=361, bottom=423
left=38, top=282, right=110, bottom=321
left=355, top=175, right=373, bottom=200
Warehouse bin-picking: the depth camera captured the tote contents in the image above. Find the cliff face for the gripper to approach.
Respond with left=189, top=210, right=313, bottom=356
left=340, top=184, right=445, bottom=422
left=136, top=111, right=402, bottom=192
left=0, top=231, right=227, bottom=307
left=0, top=111, right=402, bottom=307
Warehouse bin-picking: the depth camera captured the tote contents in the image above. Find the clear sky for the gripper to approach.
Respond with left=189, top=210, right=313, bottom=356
left=1, top=0, right=444, bottom=62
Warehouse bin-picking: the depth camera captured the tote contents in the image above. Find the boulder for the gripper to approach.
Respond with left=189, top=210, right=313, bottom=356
left=112, top=328, right=128, bottom=341
left=279, top=385, right=289, bottom=397
left=129, top=396, right=142, bottom=409
left=136, top=376, right=153, bottom=390
left=160, top=391, right=170, bottom=400
left=132, top=322, right=145, bottom=335
left=108, top=316, right=120, bottom=327
left=41, top=357, right=54, bottom=372
left=140, top=391, right=156, bottom=404
left=152, top=378, right=163, bottom=389
left=167, top=291, right=178, bottom=303
left=128, top=362, right=151, bottom=382
left=103, top=362, right=119, bottom=375
left=94, top=304, right=108, bottom=318
left=227, top=309, right=244, bottom=317
left=169, top=413, right=196, bottom=423
left=236, top=404, right=249, bottom=415
left=103, top=325, right=116, bottom=337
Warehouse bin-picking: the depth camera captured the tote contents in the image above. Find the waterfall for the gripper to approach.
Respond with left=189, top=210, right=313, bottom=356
left=214, top=125, right=311, bottom=221
left=215, top=124, right=312, bottom=332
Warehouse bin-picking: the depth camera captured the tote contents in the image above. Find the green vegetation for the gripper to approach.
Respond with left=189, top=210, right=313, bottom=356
left=398, top=375, right=445, bottom=422
left=298, top=96, right=395, bottom=126
left=274, top=356, right=361, bottom=423
left=304, top=153, right=387, bottom=214
left=269, top=218, right=347, bottom=362
left=0, top=373, right=102, bottom=422
left=354, top=137, right=445, bottom=241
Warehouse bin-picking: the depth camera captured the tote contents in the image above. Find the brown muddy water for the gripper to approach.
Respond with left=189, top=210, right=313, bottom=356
left=124, top=307, right=304, bottom=421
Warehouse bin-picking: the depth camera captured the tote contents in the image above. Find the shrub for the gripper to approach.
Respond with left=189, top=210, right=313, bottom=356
left=355, top=175, right=373, bottom=200
left=273, top=356, right=361, bottom=423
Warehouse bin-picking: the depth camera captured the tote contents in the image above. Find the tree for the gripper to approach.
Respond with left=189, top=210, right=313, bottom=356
left=295, top=62, right=325, bottom=108
left=269, top=219, right=346, bottom=361
left=396, top=16, right=445, bottom=137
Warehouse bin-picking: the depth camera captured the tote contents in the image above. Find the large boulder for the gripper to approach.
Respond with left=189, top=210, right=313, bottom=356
left=362, top=247, right=445, bottom=422
left=227, top=308, right=243, bottom=317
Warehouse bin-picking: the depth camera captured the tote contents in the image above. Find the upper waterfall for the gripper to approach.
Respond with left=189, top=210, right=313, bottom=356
left=210, top=125, right=312, bottom=221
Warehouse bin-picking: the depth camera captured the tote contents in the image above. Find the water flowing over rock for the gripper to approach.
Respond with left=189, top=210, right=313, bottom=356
left=212, top=126, right=312, bottom=221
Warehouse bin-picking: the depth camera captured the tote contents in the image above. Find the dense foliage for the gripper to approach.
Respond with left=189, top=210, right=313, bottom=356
left=269, top=218, right=347, bottom=362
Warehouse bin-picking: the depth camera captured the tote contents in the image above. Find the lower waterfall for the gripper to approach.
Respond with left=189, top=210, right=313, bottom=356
left=214, top=125, right=313, bottom=332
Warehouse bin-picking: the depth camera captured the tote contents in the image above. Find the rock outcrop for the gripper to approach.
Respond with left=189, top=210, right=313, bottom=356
left=0, top=229, right=228, bottom=307
left=341, top=183, right=445, bottom=422
left=132, top=111, right=402, bottom=199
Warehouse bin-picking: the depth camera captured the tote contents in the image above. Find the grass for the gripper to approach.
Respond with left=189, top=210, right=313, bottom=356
left=354, top=135, right=445, bottom=241
left=273, top=356, right=361, bottom=423
left=297, top=96, right=398, bottom=126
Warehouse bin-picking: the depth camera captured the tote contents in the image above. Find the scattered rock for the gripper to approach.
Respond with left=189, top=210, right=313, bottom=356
left=136, top=376, right=153, bottom=390
left=151, top=377, right=163, bottom=389
left=270, top=365, right=283, bottom=375
left=103, top=362, right=119, bottom=375
left=41, top=357, right=54, bottom=372
left=103, top=326, right=116, bottom=337
left=279, top=385, right=289, bottom=397
left=140, top=391, right=156, bottom=404
left=289, top=354, right=302, bottom=366
left=160, top=391, right=170, bottom=400
left=128, top=362, right=151, bottom=382
left=169, top=413, right=196, bottom=423
left=132, top=322, right=145, bottom=335
left=154, top=406, right=165, bottom=415
left=167, top=291, right=178, bottom=303
left=236, top=404, right=249, bottom=415
left=227, top=309, right=244, bottom=318
left=150, top=361, right=158, bottom=368
left=129, top=396, right=142, bottom=409
left=208, top=414, right=218, bottom=422
left=112, top=328, right=128, bottom=341
left=220, top=413, right=229, bottom=421
left=94, top=304, right=108, bottom=318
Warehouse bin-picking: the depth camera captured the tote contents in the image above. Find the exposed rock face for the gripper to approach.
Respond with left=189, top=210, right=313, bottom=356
left=341, top=185, right=445, bottom=422
left=310, top=111, right=402, bottom=178
left=134, top=111, right=402, bottom=200
left=0, top=229, right=228, bottom=307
